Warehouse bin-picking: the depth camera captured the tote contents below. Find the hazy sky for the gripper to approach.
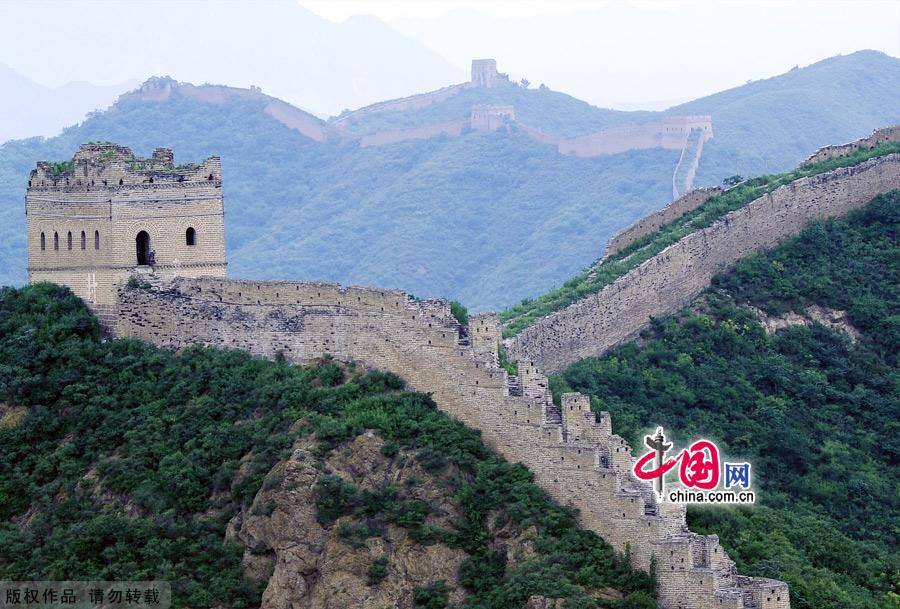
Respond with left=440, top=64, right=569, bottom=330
left=0, top=0, right=897, bottom=113
left=300, top=0, right=900, bottom=108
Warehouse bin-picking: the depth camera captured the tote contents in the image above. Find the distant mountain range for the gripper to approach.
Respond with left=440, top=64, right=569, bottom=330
left=1, top=50, right=898, bottom=310
left=0, top=0, right=464, bottom=118
left=0, top=63, right=136, bottom=143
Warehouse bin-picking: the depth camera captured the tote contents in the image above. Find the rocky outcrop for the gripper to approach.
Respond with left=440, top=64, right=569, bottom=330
left=749, top=305, right=861, bottom=342
left=230, top=433, right=468, bottom=609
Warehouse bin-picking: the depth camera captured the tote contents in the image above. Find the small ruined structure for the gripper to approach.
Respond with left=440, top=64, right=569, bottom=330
left=470, top=58, right=511, bottom=88
left=25, top=143, right=227, bottom=326
left=470, top=104, right=516, bottom=131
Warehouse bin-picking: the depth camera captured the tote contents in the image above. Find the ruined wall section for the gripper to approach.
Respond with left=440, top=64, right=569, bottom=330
left=604, top=187, right=723, bottom=258
left=114, top=278, right=788, bottom=608
left=803, top=125, right=900, bottom=165
left=126, top=77, right=327, bottom=142
left=508, top=154, right=900, bottom=372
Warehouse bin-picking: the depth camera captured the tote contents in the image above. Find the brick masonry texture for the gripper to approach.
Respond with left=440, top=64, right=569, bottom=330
left=802, top=125, right=900, bottom=165
left=26, top=143, right=227, bottom=325
left=507, top=153, right=900, bottom=373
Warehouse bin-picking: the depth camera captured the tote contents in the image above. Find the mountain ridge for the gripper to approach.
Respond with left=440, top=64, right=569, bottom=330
left=1, top=51, right=898, bottom=312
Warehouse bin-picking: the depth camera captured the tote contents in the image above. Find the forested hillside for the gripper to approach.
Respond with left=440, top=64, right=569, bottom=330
left=552, top=192, right=900, bottom=609
left=0, top=283, right=655, bottom=609
left=0, top=93, right=677, bottom=310
left=1, top=51, right=897, bottom=311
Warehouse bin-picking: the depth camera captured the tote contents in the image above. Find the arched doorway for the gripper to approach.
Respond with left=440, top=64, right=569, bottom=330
left=136, top=231, right=151, bottom=265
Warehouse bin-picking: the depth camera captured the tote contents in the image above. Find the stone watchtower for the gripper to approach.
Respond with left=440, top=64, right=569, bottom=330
left=471, top=59, right=510, bottom=88
left=26, top=143, right=227, bottom=324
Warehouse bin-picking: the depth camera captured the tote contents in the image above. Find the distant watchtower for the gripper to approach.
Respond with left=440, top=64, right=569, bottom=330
left=26, top=143, right=227, bottom=324
left=471, top=59, right=510, bottom=88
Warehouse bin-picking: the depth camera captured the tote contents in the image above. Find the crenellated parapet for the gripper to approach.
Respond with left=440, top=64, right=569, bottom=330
left=26, top=143, right=227, bottom=326
left=111, top=276, right=790, bottom=608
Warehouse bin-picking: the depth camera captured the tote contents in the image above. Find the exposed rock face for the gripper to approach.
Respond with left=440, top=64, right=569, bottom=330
left=230, top=433, right=467, bottom=609
left=750, top=305, right=862, bottom=342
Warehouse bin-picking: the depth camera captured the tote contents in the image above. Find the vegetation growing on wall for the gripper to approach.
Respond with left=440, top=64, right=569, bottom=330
left=500, top=142, right=900, bottom=336
left=551, top=192, right=900, bottom=609
left=0, top=283, right=654, bottom=609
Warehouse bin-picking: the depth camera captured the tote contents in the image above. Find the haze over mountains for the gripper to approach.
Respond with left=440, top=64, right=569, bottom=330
left=1, top=51, right=898, bottom=311
left=0, top=63, right=136, bottom=143
left=0, top=0, right=464, bottom=119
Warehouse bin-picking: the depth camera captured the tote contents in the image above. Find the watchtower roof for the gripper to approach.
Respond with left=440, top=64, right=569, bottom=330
left=28, top=142, right=221, bottom=190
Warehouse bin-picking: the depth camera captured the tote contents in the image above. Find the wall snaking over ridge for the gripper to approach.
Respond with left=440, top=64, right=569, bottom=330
left=114, top=279, right=789, bottom=609
left=507, top=153, right=900, bottom=373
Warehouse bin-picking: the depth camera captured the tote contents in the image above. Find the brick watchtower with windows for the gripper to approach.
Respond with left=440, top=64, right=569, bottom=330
left=26, top=143, right=227, bottom=326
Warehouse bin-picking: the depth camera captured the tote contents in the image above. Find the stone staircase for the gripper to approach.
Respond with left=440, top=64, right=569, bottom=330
left=130, top=265, right=169, bottom=290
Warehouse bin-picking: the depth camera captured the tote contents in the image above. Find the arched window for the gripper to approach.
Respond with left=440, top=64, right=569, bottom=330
left=119, top=178, right=124, bottom=185
left=40, top=232, right=46, bottom=251
left=81, top=231, right=86, bottom=250
left=54, top=232, right=59, bottom=251
left=95, top=230, right=100, bottom=249
left=67, top=232, right=72, bottom=250
left=186, top=227, right=196, bottom=246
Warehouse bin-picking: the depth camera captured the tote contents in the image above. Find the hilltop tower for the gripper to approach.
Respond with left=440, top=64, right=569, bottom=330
left=471, top=58, right=510, bottom=88
left=26, top=143, right=227, bottom=325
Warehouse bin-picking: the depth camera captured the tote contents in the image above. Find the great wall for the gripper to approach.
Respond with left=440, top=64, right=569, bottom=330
left=128, top=60, right=713, bottom=194
left=24, top=129, right=900, bottom=608
left=111, top=280, right=788, bottom=609
left=506, top=150, right=900, bottom=373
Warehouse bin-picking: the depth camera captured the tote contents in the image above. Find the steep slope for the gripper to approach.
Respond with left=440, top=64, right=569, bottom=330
left=0, top=62, right=136, bottom=143
left=0, top=283, right=655, bottom=609
left=501, top=140, right=900, bottom=340
left=552, top=192, right=900, bottom=609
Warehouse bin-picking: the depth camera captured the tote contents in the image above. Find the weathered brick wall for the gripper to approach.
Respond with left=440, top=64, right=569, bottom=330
left=507, top=153, right=900, bottom=372
left=802, top=125, right=900, bottom=165
left=113, top=277, right=788, bottom=608
left=604, top=187, right=722, bottom=258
